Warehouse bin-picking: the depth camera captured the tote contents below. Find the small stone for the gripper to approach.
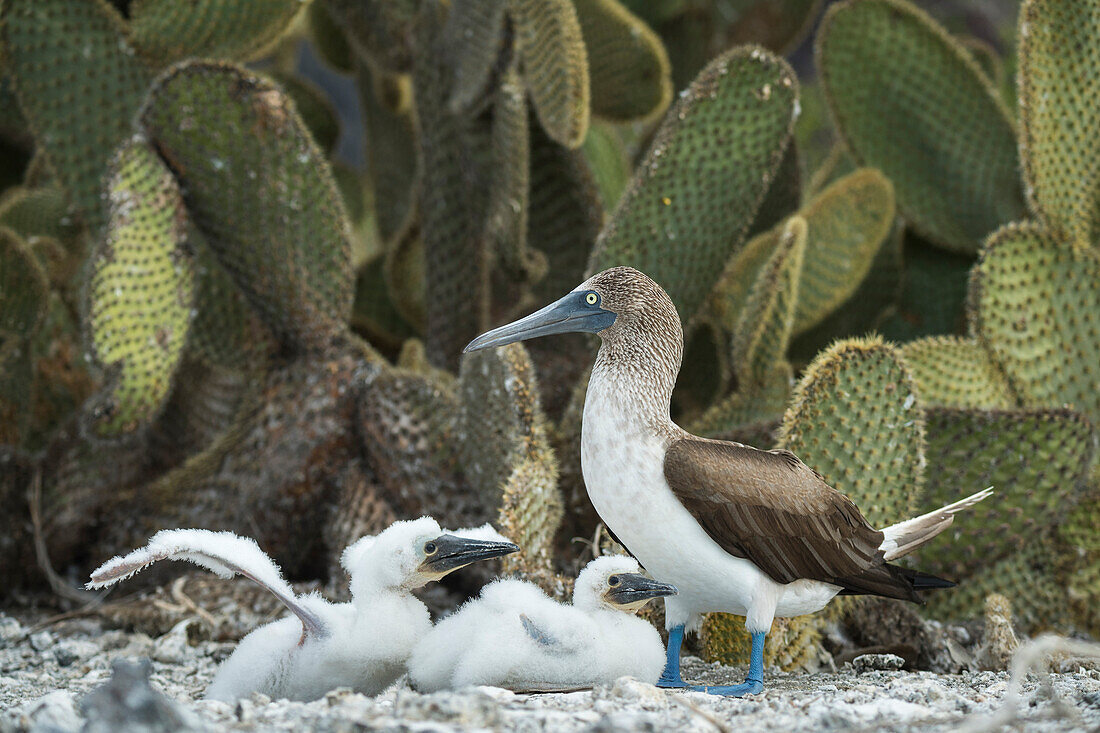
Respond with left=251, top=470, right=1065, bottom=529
left=851, top=653, right=906, bottom=674
left=81, top=658, right=196, bottom=733
left=152, top=620, right=194, bottom=664
left=975, top=593, right=1019, bottom=672
left=15, top=690, right=81, bottom=732
left=29, top=631, right=55, bottom=652
left=0, top=615, right=23, bottom=644
left=53, top=639, right=98, bottom=667
left=594, top=677, right=667, bottom=709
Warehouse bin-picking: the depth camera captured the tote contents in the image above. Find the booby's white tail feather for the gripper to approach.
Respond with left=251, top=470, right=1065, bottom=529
left=879, top=488, right=993, bottom=561
left=88, top=529, right=328, bottom=640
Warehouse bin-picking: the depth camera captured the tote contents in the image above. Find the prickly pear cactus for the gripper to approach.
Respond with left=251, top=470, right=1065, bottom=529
left=139, top=61, right=354, bottom=352
left=1017, top=0, right=1100, bottom=252
left=969, top=222, right=1100, bottom=426
left=0, top=226, right=48, bottom=444
left=779, top=336, right=924, bottom=525
left=817, top=0, right=1025, bottom=254
left=702, top=613, right=824, bottom=672
left=443, top=0, right=510, bottom=116
left=1, top=0, right=153, bottom=233
left=900, top=336, right=1014, bottom=410
left=458, top=344, right=563, bottom=581
left=86, top=141, right=194, bottom=437
left=589, top=46, right=799, bottom=322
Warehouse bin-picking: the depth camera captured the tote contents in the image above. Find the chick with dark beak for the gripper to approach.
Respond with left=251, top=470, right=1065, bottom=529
left=418, top=534, right=521, bottom=580
left=604, top=573, right=678, bottom=612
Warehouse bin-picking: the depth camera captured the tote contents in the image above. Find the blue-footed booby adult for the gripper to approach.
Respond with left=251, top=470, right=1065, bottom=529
left=464, top=266, right=992, bottom=696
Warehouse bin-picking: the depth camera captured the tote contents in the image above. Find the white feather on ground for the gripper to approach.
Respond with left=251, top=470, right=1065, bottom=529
left=408, top=556, right=668, bottom=693
left=88, top=517, right=512, bottom=702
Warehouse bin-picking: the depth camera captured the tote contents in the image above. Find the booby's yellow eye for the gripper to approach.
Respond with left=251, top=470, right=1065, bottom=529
left=585, top=292, right=599, bottom=305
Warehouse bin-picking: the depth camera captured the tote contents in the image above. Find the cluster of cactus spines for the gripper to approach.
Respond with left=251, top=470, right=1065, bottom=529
left=790, top=168, right=894, bottom=334
left=900, top=336, right=1015, bottom=410
left=731, top=216, right=806, bottom=391
left=126, top=0, right=305, bottom=65
left=969, top=222, right=1100, bottom=427
left=918, top=407, right=1094, bottom=586
left=457, top=344, right=563, bottom=581
left=589, top=46, right=799, bottom=322
left=1, top=0, right=153, bottom=234
left=139, top=61, right=354, bottom=353
left=817, top=0, right=1025, bottom=255
left=509, top=0, right=590, bottom=149
left=85, top=141, right=194, bottom=437
left=572, top=0, right=671, bottom=123
left=779, top=336, right=924, bottom=527
left=1017, top=0, right=1100, bottom=252
left=702, top=613, right=824, bottom=672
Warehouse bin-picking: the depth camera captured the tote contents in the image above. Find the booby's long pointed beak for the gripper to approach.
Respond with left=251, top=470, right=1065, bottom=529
left=418, top=534, right=520, bottom=576
left=463, top=291, right=616, bottom=353
left=606, top=574, right=678, bottom=608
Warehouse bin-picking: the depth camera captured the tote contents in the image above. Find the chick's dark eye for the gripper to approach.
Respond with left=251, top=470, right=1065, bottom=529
left=608, top=575, right=620, bottom=587
left=585, top=292, right=599, bottom=306
left=424, top=542, right=437, bottom=555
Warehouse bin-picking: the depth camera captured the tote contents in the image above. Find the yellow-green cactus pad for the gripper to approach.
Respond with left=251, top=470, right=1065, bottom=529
left=128, top=0, right=305, bottom=63
left=140, top=61, right=354, bottom=352
left=444, top=0, right=510, bottom=115
left=792, top=167, right=895, bottom=334
left=581, top=122, right=630, bottom=213
left=702, top=612, right=823, bottom=672
left=969, top=222, right=1100, bottom=426
left=1018, top=0, right=1100, bottom=251
left=573, top=0, right=671, bottom=123
left=589, top=46, right=798, bottom=322
left=732, top=216, right=806, bottom=388
left=705, top=225, right=784, bottom=333
left=324, top=0, right=419, bottom=73
left=1, top=0, right=153, bottom=234
left=923, top=543, right=1070, bottom=633
left=919, top=407, right=1094, bottom=581
left=900, top=336, right=1014, bottom=410
left=817, top=0, right=1025, bottom=255
left=509, top=0, right=590, bottom=148
left=87, top=141, right=194, bottom=436
left=779, top=335, right=924, bottom=526
left=0, top=186, right=78, bottom=243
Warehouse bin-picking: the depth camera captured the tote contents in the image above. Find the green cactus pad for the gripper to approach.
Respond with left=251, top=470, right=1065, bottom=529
left=356, top=59, right=418, bottom=246
left=959, top=36, right=1004, bottom=89
left=270, top=72, right=341, bottom=155
left=140, top=61, right=354, bottom=352
left=443, top=0, right=510, bottom=115
left=900, top=336, right=1014, bottom=410
left=457, top=343, right=562, bottom=569
left=0, top=225, right=47, bottom=358
left=878, top=233, right=971, bottom=342
left=150, top=355, right=250, bottom=464
left=690, top=361, right=792, bottom=440
left=1017, top=0, right=1100, bottom=251
left=351, top=255, right=417, bottom=352
left=384, top=222, right=426, bottom=333
left=919, top=407, right=1094, bottom=582
left=0, top=186, right=79, bottom=243
left=87, top=141, right=194, bottom=436
left=923, top=543, right=1070, bottom=632
left=589, top=46, right=798, bottom=322
left=324, top=0, right=418, bottom=73
left=732, top=216, right=806, bottom=388
left=581, top=123, right=630, bottom=213
left=509, top=0, right=590, bottom=148
left=128, top=0, right=305, bottom=63
left=672, top=321, right=727, bottom=417
left=1061, top=480, right=1100, bottom=636
left=747, top=139, right=802, bottom=240
left=307, top=1, right=354, bottom=73
left=817, top=0, right=1025, bottom=255
left=2, top=0, right=153, bottom=234
left=969, top=222, right=1100, bottom=426
left=705, top=226, right=783, bottom=334
left=573, top=0, right=671, bottom=123
left=779, top=335, right=924, bottom=526
left=792, top=167, right=895, bottom=335
left=530, top=117, right=604, bottom=301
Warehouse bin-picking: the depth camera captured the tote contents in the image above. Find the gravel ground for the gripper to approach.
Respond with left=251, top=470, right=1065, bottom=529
left=2, top=583, right=1099, bottom=733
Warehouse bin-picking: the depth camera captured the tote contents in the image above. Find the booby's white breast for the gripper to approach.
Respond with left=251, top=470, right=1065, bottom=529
left=581, top=373, right=840, bottom=631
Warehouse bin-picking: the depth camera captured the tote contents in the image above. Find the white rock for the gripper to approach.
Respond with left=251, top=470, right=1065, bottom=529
left=15, top=690, right=81, bottom=732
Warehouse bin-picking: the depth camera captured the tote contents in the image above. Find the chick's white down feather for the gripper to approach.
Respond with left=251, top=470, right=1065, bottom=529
left=89, top=518, right=507, bottom=702
left=409, top=556, right=667, bottom=692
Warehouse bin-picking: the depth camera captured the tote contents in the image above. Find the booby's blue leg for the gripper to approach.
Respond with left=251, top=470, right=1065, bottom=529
left=657, top=625, right=688, bottom=688
left=700, top=631, right=765, bottom=696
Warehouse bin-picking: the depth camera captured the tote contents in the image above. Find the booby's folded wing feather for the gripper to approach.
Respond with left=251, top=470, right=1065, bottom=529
left=87, top=529, right=329, bottom=640
left=664, top=438, right=921, bottom=601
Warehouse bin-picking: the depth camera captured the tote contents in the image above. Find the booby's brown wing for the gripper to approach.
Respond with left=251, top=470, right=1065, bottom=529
left=663, top=437, right=921, bottom=601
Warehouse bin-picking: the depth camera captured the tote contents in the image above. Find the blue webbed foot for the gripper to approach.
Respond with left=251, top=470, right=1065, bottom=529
left=657, top=673, right=689, bottom=689
left=697, top=679, right=764, bottom=697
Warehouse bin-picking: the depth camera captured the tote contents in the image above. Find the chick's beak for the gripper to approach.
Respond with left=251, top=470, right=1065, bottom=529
left=463, top=291, right=616, bottom=353
left=606, top=573, right=678, bottom=608
left=417, top=534, right=520, bottom=576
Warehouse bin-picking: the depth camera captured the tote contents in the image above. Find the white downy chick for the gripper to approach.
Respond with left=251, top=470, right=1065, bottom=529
left=408, top=555, right=676, bottom=692
left=87, top=518, right=518, bottom=702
